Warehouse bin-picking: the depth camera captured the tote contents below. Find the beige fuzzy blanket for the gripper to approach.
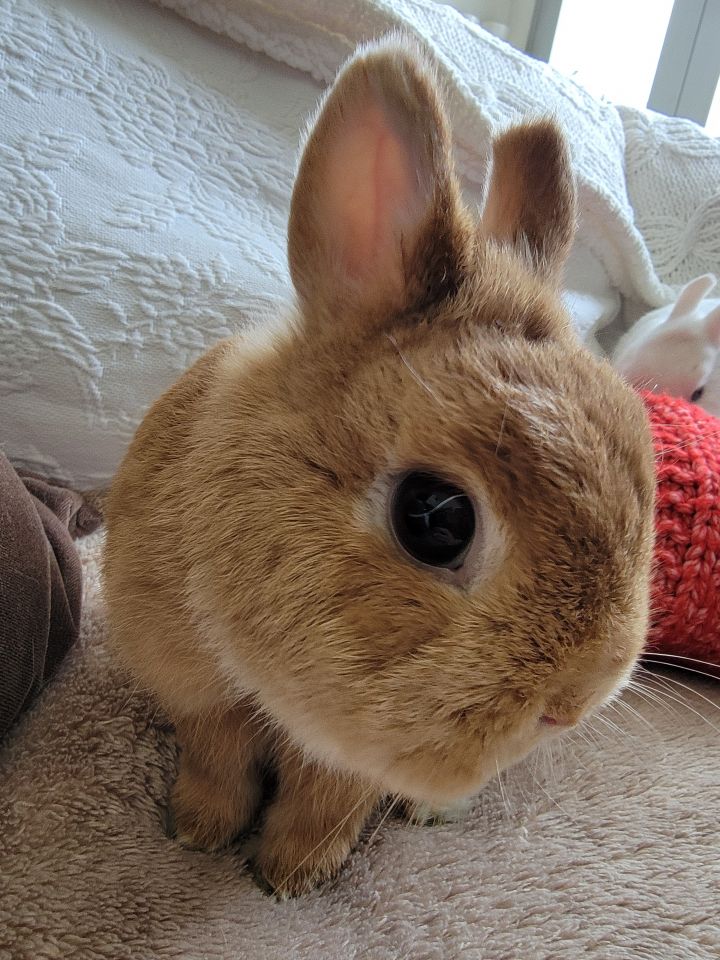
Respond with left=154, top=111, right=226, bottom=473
left=1, top=533, right=718, bottom=959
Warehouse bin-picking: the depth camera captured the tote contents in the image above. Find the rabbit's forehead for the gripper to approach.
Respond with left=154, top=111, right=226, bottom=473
left=365, top=337, right=654, bottom=541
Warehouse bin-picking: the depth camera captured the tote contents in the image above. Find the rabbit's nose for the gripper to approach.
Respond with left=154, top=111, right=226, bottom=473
left=539, top=712, right=581, bottom=728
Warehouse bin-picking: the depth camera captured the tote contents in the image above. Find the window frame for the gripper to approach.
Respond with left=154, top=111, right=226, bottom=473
left=526, top=0, right=720, bottom=129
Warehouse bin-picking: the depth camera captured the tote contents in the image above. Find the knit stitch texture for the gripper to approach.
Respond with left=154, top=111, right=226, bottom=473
left=644, top=391, right=720, bottom=665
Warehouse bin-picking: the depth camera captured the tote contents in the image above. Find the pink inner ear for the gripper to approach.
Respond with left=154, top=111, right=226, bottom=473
left=321, top=104, right=424, bottom=288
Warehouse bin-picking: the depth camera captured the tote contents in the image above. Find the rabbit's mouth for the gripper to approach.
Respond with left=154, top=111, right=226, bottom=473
left=376, top=725, right=547, bottom=805
left=298, top=658, right=640, bottom=806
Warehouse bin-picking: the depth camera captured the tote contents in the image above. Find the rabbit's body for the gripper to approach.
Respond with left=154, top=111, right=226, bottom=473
left=104, top=38, right=656, bottom=897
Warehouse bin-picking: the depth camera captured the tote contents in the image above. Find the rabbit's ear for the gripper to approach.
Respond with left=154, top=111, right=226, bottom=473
left=481, top=119, right=576, bottom=281
left=288, top=40, right=468, bottom=323
left=704, top=303, right=720, bottom=346
left=668, top=274, right=717, bottom=321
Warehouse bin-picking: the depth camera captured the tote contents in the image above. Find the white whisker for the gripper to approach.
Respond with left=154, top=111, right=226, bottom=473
left=643, top=652, right=720, bottom=669
left=532, top=775, right=577, bottom=825
left=611, top=696, right=654, bottom=731
left=639, top=668, right=720, bottom=725
left=495, top=758, right=512, bottom=819
left=592, top=712, right=626, bottom=739
left=385, top=333, right=444, bottom=405
left=642, top=655, right=720, bottom=683
left=366, top=794, right=402, bottom=847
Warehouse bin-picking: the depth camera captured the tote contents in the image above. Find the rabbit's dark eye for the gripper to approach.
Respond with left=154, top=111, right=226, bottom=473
left=690, top=387, right=705, bottom=404
left=391, top=472, right=475, bottom=569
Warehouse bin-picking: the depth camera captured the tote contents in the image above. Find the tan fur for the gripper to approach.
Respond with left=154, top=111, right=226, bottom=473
left=103, top=37, right=655, bottom=897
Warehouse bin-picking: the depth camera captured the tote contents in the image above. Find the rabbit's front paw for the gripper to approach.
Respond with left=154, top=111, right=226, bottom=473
left=169, top=762, right=262, bottom=853
left=250, top=750, right=379, bottom=898
left=251, top=826, right=354, bottom=899
left=168, top=705, right=269, bottom=853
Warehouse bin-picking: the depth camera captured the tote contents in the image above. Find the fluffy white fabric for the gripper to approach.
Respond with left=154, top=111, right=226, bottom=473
left=2, top=0, right=719, bottom=486
left=0, top=0, right=317, bottom=485
left=1, top=533, right=718, bottom=958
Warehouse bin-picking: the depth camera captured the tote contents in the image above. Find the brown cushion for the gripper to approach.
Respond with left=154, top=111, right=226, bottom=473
left=0, top=453, right=101, bottom=740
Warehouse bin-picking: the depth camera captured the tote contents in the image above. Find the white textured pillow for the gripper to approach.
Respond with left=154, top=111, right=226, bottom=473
left=1, top=0, right=621, bottom=486
left=0, top=0, right=320, bottom=486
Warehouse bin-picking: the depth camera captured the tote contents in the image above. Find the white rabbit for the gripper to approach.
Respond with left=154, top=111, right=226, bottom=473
left=612, top=274, right=720, bottom=415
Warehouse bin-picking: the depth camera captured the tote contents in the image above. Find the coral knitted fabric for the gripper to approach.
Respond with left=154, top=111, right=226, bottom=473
left=643, top=392, right=720, bottom=665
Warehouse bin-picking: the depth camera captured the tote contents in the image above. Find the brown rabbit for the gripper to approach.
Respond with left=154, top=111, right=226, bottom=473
left=103, top=37, right=655, bottom=898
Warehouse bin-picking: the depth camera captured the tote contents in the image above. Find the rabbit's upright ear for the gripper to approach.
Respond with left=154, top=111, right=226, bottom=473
left=669, top=274, right=717, bottom=321
left=288, top=40, right=468, bottom=325
left=481, top=119, right=576, bottom=281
